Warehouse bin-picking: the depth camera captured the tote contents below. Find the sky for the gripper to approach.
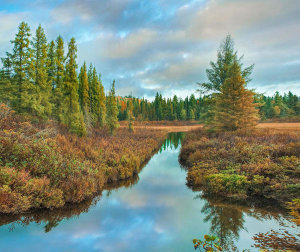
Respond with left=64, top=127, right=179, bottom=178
left=0, top=0, right=300, bottom=99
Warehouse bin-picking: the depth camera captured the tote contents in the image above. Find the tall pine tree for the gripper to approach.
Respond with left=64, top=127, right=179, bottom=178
left=47, top=40, right=56, bottom=91
left=89, top=67, right=106, bottom=127
left=60, top=37, right=86, bottom=136
left=52, top=35, right=64, bottom=119
left=0, top=53, right=13, bottom=103
left=106, top=80, right=119, bottom=135
left=31, top=24, right=52, bottom=118
left=10, top=21, right=34, bottom=113
left=78, top=62, right=89, bottom=114
left=98, top=74, right=106, bottom=127
left=127, top=99, right=134, bottom=132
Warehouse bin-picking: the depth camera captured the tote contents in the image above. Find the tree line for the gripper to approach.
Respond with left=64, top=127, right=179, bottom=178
left=0, top=22, right=119, bottom=136
left=1, top=23, right=299, bottom=135
left=116, top=91, right=300, bottom=123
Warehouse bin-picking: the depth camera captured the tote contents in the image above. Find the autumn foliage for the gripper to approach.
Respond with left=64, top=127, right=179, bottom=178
left=0, top=104, right=165, bottom=214
left=180, top=128, right=300, bottom=205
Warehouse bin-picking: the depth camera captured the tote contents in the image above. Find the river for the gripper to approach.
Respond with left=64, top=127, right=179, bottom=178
left=0, top=132, right=298, bottom=251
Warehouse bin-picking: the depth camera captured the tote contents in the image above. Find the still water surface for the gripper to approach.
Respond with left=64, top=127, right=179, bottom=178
left=0, top=133, right=298, bottom=251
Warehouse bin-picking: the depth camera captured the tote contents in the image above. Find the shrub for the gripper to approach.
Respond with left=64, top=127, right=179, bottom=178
left=0, top=104, right=166, bottom=213
left=180, top=128, right=300, bottom=205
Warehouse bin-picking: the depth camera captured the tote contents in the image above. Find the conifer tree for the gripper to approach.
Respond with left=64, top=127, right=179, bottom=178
left=60, top=37, right=86, bottom=136
left=89, top=67, right=105, bottom=126
left=106, top=80, right=119, bottom=135
left=127, top=99, right=134, bottom=132
left=198, top=35, right=254, bottom=94
left=52, top=35, right=64, bottom=119
left=78, top=62, right=89, bottom=114
left=212, top=61, right=259, bottom=131
left=31, top=24, right=52, bottom=118
left=0, top=53, right=13, bottom=103
left=98, top=74, right=106, bottom=127
left=10, top=21, right=34, bottom=113
left=47, top=40, right=56, bottom=90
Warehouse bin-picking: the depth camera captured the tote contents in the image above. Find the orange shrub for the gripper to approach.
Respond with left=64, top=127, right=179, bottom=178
left=0, top=104, right=166, bottom=214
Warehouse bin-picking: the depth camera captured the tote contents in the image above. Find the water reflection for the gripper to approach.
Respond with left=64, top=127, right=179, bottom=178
left=160, top=132, right=184, bottom=151
left=197, top=194, right=288, bottom=251
left=0, top=132, right=298, bottom=252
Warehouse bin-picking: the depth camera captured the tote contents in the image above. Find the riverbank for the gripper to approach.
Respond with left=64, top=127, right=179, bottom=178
left=0, top=105, right=167, bottom=214
left=179, top=127, right=300, bottom=206
left=1, top=132, right=298, bottom=252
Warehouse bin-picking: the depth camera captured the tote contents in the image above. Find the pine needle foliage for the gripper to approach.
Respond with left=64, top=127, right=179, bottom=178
left=211, top=61, right=259, bottom=131
left=106, top=80, right=119, bottom=135
left=60, top=37, right=86, bottom=136
left=198, top=35, right=254, bottom=94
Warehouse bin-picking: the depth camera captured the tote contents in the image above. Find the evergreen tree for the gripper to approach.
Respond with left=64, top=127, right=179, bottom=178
left=189, top=94, right=196, bottom=120
left=106, top=80, right=119, bottom=135
left=89, top=67, right=106, bottom=126
left=127, top=99, right=134, bottom=132
left=60, top=37, right=86, bottom=136
left=10, top=21, right=34, bottom=113
left=0, top=53, right=14, bottom=103
left=52, top=35, right=64, bottom=119
left=172, top=95, right=178, bottom=120
left=212, top=61, right=259, bottom=131
left=78, top=62, right=89, bottom=114
left=47, top=40, right=56, bottom=90
left=177, top=100, right=186, bottom=120
left=98, top=74, right=106, bottom=127
left=154, top=92, right=163, bottom=120
left=198, top=35, right=254, bottom=94
left=31, top=24, right=52, bottom=118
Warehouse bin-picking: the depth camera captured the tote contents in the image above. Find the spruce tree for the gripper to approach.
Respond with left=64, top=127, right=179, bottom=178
left=60, top=37, right=86, bottom=136
left=47, top=40, right=56, bottom=90
left=198, top=35, right=254, bottom=94
left=106, top=80, right=119, bottom=135
left=0, top=53, right=14, bottom=104
left=10, top=21, right=34, bottom=113
left=89, top=67, right=106, bottom=127
left=31, top=24, right=52, bottom=118
left=98, top=74, right=106, bottom=127
left=52, top=35, right=64, bottom=119
left=127, top=99, right=134, bottom=132
left=212, top=61, right=259, bottom=131
left=78, top=62, right=89, bottom=114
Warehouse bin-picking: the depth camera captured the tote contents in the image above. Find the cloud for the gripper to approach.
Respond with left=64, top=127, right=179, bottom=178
left=0, top=11, right=27, bottom=51
left=0, top=0, right=300, bottom=97
left=103, top=29, right=158, bottom=59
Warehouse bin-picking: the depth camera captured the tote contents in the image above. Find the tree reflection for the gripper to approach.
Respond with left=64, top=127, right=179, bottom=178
left=0, top=174, right=141, bottom=232
left=161, top=132, right=185, bottom=151
left=200, top=196, right=245, bottom=250
left=196, top=194, right=288, bottom=250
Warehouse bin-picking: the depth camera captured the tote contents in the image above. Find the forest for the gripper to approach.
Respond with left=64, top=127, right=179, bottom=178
left=1, top=22, right=299, bottom=138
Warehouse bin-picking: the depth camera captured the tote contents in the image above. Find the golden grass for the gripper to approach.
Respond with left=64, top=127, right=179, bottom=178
left=257, top=123, right=300, bottom=131
left=121, top=122, right=300, bottom=133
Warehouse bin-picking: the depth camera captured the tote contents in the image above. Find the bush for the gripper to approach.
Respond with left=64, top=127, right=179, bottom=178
left=180, top=128, right=300, bottom=205
left=0, top=104, right=166, bottom=213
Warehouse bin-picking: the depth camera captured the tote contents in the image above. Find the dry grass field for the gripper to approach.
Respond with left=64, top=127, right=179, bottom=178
left=121, top=122, right=300, bottom=133
left=257, top=123, right=300, bottom=132
left=120, top=121, right=203, bottom=132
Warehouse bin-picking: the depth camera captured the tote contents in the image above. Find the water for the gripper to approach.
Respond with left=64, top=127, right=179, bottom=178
left=0, top=133, right=298, bottom=251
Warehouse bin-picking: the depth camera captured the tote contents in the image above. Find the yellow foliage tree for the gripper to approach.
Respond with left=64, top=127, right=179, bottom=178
left=211, top=61, right=259, bottom=131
